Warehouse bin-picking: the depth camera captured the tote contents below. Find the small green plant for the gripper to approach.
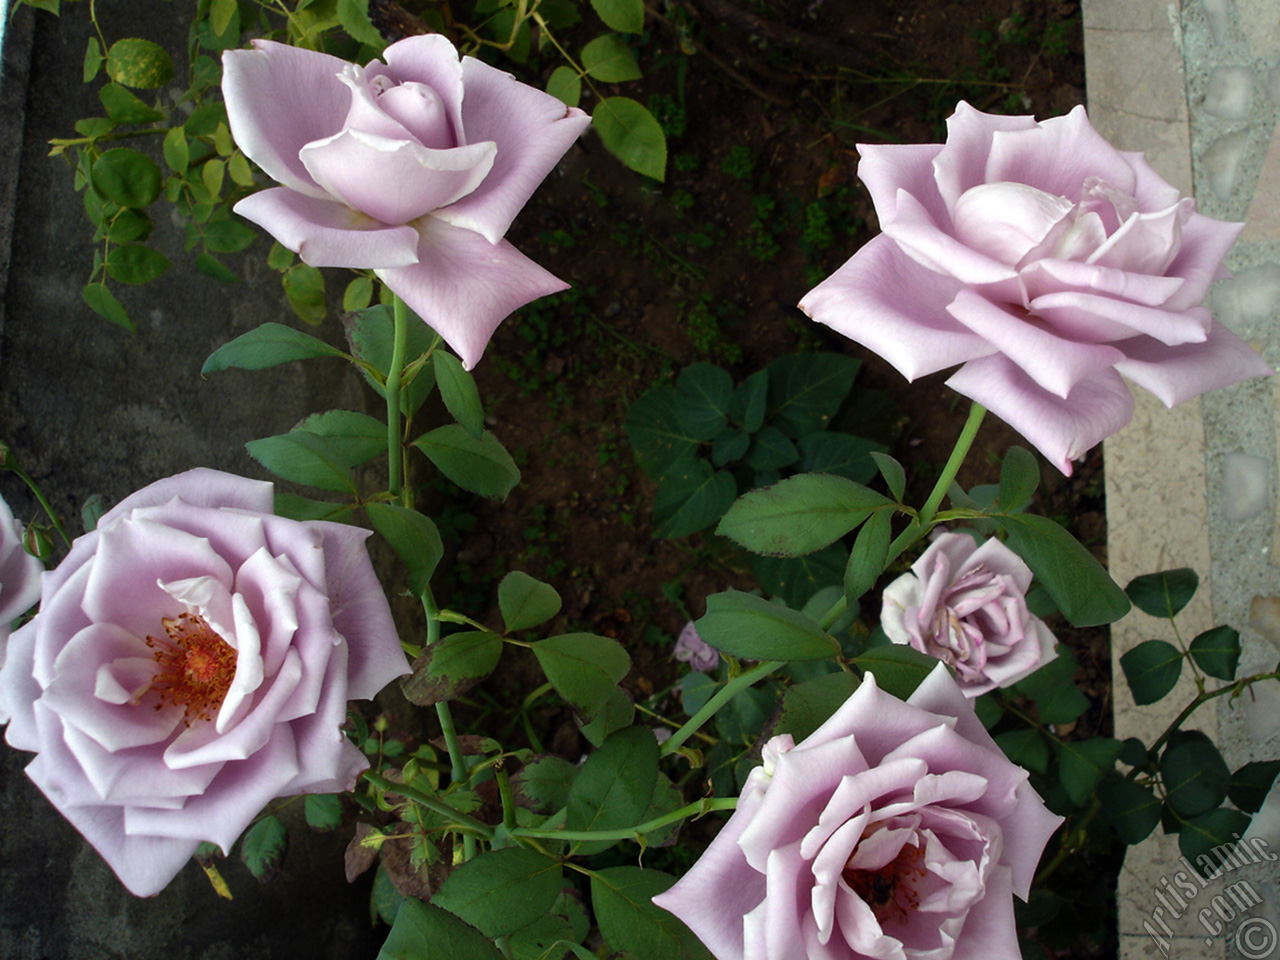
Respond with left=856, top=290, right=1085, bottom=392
left=721, top=145, right=756, bottom=181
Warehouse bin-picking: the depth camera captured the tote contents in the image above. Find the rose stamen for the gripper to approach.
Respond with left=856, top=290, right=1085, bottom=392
left=843, top=841, right=927, bottom=926
left=141, top=613, right=236, bottom=725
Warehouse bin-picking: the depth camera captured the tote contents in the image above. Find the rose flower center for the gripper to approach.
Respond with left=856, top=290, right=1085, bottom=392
left=144, top=612, right=236, bottom=725
left=843, top=841, right=926, bottom=925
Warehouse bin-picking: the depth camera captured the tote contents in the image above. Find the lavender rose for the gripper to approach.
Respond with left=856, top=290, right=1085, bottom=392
left=0, top=492, right=43, bottom=660
left=653, top=665, right=1062, bottom=960
left=222, top=36, right=591, bottom=369
left=881, top=533, right=1057, bottom=697
left=800, top=102, right=1271, bottom=475
left=0, top=469, right=407, bottom=896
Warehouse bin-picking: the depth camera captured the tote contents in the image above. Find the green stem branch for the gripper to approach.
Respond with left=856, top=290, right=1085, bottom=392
left=512, top=797, right=738, bottom=842
left=362, top=772, right=494, bottom=839
left=386, top=295, right=410, bottom=505
left=661, top=660, right=782, bottom=756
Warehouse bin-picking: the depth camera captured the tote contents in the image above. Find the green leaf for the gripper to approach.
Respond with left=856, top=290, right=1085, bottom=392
left=593, top=97, right=666, bottom=181
left=82, top=282, right=133, bottom=331
left=106, top=38, right=174, bottom=89
left=83, top=36, right=104, bottom=82
left=512, top=755, right=577, bottom=814
left=365, top=502, right=444, bottom=594
left=400, top=631, right=501, bottom=706
left=295, top=409, right=385, bottom=466
left=104, top=243, right=170, bottom=284
left=1162, top=731, right=1231, bottom=818
left=203, top=218, right=258, bottom=253
left=578, top=684, right=636, bottom=748
left=209, top=0, right=240, bottom=37
left=996, top=446, right=1039, bottom=512
left=433, top=848, right=563, bottom=939
left=717, top=473, right=890, bottom=557
left=711, top=428, right=750, bottom=466
left=284, top=264, right=326, bottom=324
left=1188, top=625, right=1240, bottom=681
left=532, top=633, right=631, bottom=721
left=652, top=459, right=736, bottom=538
left=853, top=645, right=943, bottom=700
left=582, top=34, right=642, bottom=83
left=546, top=66, right=582, bottom=108
left=345, top=304, right=438, bottom=415
left=92, top=148, right=162, bottom=208
left=696, top=589, right=838, bottom=661
left=843, top=507, right=892, bottom=603
left=567, top=726, right=659, bottom=853
left=775, top=672, right=860, bottom=742
left=752, top=546, right=845, bottom=609
left=196, top=252, right=237, bottom=284
left=245, top=432, right=359, bottom=493
left=105, top=209, right=151, bottom=244
left=273, top=493, right=356, bottom=523
left=766, top=353, right=860, bottom=438
left=1012, top=650, right=1089, bottom=724
left=343, top=275, right=373, bottom=311
left=267, top=242, right=295, bottom=272
left=742, top=426, right=799, bottom=471
left=499, top=571, right=562, bottom=632
left=674, top=363, right=733, bottom=440
left=378, top=899, right=504, bottom=960
left=1228, top=760, right=1280, bottom=814
left=240, top=814, right=287, bottom=883
left=1057, top=737, right=1122, bottom=806
left=414, top=425, right=520, bottom=500
left=591, top=867, right=711, bottom=959
left=1119, top=639, right=1183, bottom=706
left=1098, top=778, right=1162, bottom=844
left=1125, top=568, right=1199, bottom=620
left=995, top=729, right=1049, bottom=775
left=591, top=0, right=644, bottom=32
left=798, top=433, right=885, bottom=485
left=1179, top=808, right=1253, bottom=878
left=989, top=514, right=1129, bottom=626
left=730, top=370, right=768, bottom=433
left=624, top=384, right=698, bottom=479
left=203, top=322, right=345, bottom=373
left=336, top=0, right=386, bottom=47
left=304, top=794, right=343, bottom=832
left=433, top=351, right=484, bottom=439
left=98, top=83, right=165, bottom=124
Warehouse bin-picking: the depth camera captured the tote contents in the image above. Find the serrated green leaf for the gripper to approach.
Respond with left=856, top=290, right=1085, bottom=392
left=512, top=755, right=577, bottom=814
left=1119, top=639, right=1183, bottom=706
left=203, top=322, right=345, bottom=373
left=591, top=867, right=711, bottom=959
left=593, top=97, right=666, bottom=181
left=533, top=633, right=630, bottom=721
left=854, top=646, right=943, bottom=700
left=365, top=502, right=444, bottom=594
left=98, top=83, right=165, bottom=124
left=1012, top=649, right=1090, bottom=724
left=843, top=507, right=892, bottom=603
left=433, top=351, right=484, bottom=439
left=547, top=66, right=582, bottom=108
left=82, top=282, right=133, bottom=330
left=775, top=672, right=860, bottom=742
left=83, top=36, right=104, bottom=82
left=1125, top=568, right=1199, bottom=620
left=499, top=571, right=562, bottom=632
left=284, top=264, right=326, bottom=324
left=336, top=0, right=386, bottom=47
left=996, top=446, right=1039, bottom=512
left=105, top=243, right=170, bottom=284
left=1228, top=760, right=1280, bottom=814
left=105, top=208, right=151, bottom=244
left=990, top=514, right=1129, bottom=626
left=578, top=684, right=636, bottom=748
left=567, top=726, right=659, bottom=854
left=196, top=252, right=238, bottom=283
left=210, top=0, right=239, bottom=37
left=92, top=148, right=162, bottom=208
left=377, top=898, right=504, bottom=960
left=343, top=275, right=374, bottom=311
left=752, top=545, right=845, bottom=609
left=295, top=409, right=386, bottom=466
left=653, top=458, right=736, bottom=538
left=203, top=218, right=258, bottom=253
left=582, top=35, right=642, bottom=82
left=245, top=432, right=358, bottom=493
left=414, top=424, right=520, bottom=500
left=674, top=363, right=733, bottom=440
left=1162, top=731, right=1231, bottom=818
left=345, top=304, right=438, bottom=415
left=995, top=729, right=1049, bottom=775
left=730, top=370, right=768, bottom=433
left=1179, top=808, right=1253, bottom=878
left=400, top=631, right=500, bottom=706
left=697, top=589, right=838, bottom=661
left=1189, top=625, right=1240, bottom=681
left=240, top=814, right=287, bottom=883
left=433, top=847, right=563, bottom=939
left=106, top=38, right=174, bottom=89
left=591, top=0, right=644, bottom=32
left=743, top=426, right=799, bottom=472
left=1058, top=737, right=1122, bottom=806
left=717, top=473, right=890, bottom=557
left=1098, top=778, right=1161, bottom=844
left=272, top=493, right=356, bottom=523
left=304, top=794, right=343, bottom=832
left=624, top=383, right=698, bottom=479
left=870, top=453, right=906, bottom=502
left=766, top=353, right=860, bottom=438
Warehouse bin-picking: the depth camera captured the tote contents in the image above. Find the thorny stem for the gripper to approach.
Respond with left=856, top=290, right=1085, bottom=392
left=661, top=660, right=782, bottom=756
left=362, top=771, right=494, bottom=839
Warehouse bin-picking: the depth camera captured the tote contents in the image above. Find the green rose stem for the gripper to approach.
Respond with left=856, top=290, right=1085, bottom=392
left=363, top=771, right=495, bottom=839
left=6, top=462, right=71, bottom=548
left=513, top=798, right=739, bottom=843
left=660, top=660, right=783, bottom=757
left=817, top=402, right=988, bottom=633
left=385, top=295, right=411, bottom=506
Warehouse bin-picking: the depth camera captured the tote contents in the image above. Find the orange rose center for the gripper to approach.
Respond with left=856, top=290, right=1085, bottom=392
left=843, top=841, right=926, bottom=925
left=145, top=612, right=236, bottom=725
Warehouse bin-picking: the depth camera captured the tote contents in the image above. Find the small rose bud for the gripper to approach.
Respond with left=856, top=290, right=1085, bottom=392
left=22, top=523, right=54, bottom=564
left=0, top=441, right=12, bottom=468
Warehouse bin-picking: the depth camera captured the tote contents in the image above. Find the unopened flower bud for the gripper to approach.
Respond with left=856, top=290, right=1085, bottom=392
left=23, top=523, right=54, bottom=564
